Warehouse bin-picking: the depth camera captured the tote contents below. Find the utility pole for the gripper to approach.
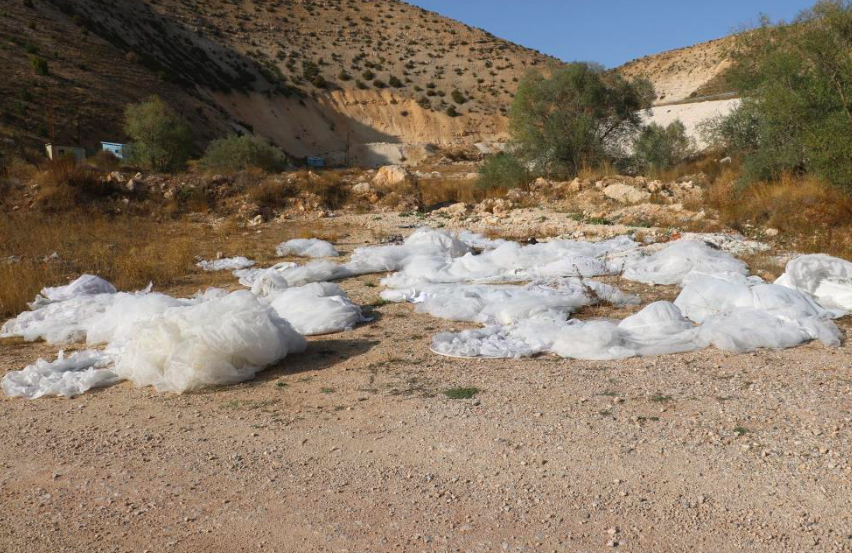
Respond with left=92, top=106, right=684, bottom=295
left=345, top=131, right=353, bottom=167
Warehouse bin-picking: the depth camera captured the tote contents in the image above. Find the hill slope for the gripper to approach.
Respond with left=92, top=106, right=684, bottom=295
left=1, top=0, right=556, bottom=163
left=618, top=37, right=736, bottom=105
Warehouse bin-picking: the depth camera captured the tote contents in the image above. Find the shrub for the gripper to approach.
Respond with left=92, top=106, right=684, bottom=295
left=373, top=79, right=386, bottom=89
left=509, top=63, right=654, bottom=178
left=446, top=106, right=459, bottom=117
left=87, top=150, right=121, bottom=171
left=29, top=55, right=48, bottom=76
left=451, top=89, right=467, bottom=104
left=476, top=153, right=529, bottom=190
left=388, top=75, right=403, bottom=88
left=201, top=135, right=288, bottom=173
left=248, top=177, right=298, bottom=210
left=37, top=158, right=116, bottom=209
left=124, top=96, right=193, bottom=172
left=632, top=120, right=695, bottom=173
left=713, top=1, right=852, bottom=189
left=361, top=69, right=375, bottom=81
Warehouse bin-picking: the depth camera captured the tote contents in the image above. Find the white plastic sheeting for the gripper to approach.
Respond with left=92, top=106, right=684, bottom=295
left=5, top=229, right=850, bottom=398
left=622, top=240, right=748, bottom=286
left=382, top=236, right=639, bottom=289
left=268, top=283, right=364, bottom=335
left=197, top=257, right=255, bottom=272
left=382, top=279, right=639, bottom=325
left=2, top=284, right=312, bottom=398
left=30, top=275, right=117, bottom=308
left=114, top=291, right=305, bottom=393
left=431, top=274, right=843, bottom=361
left=276, top=239, right=339, bottom=258
left=776, top=254, right=852, bottom=312
left=2, top=350, right=120, bottom=399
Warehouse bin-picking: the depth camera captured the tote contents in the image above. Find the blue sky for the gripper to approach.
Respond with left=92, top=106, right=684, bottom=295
left=406, top=0, right=817, bottom=67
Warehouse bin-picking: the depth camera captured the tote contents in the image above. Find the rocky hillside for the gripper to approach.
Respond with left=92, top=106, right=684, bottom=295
left=1, top=0, right=555, bottom=163
left=618, top=37, right=736, bottom=105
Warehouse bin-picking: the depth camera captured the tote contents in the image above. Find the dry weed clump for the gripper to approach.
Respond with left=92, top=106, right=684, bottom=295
left=36, top=158, right=116, bottom=209
left=420, top=178, right=483, bottom=207
left=0, top=213, right=195, bottom=317
left=708, top=172, right=852, bottom=258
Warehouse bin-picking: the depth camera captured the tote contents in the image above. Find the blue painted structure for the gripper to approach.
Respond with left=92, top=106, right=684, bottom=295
left=306, top=157, right=325, bottom=168
left=101, top=142, right=129, bottom=159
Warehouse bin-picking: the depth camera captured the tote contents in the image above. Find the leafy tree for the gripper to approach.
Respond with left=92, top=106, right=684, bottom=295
left=124, top=96, right=193, bottom=172
left=200, top=135, right=288, bottom=173
left=633, top=120, right=695, bottom=172
left=710, top=1, right=852, bottom=188
left=476, top=152, right=529, bottom=190
left=509, top=62, right=654, bottom=178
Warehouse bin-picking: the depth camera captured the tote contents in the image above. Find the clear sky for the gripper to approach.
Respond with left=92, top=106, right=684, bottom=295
left=406, top=0, right=818, bottom=68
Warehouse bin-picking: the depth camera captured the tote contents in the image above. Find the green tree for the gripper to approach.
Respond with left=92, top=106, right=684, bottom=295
left=709, top=1, right=852, bottom=188
left=124, top=97, right=193, bottom=172
left=509, top=62, right=654, bottom=178
left=476, top=152, right=529, bottom=190
left=633, top=120, right=695, bottom=172
left=200, top=135, right=288, bottom=173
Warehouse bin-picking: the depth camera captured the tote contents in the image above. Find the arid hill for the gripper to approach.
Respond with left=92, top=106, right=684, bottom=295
left=1, top=0, right=555, bottom=162
left=618, top=36, right=736, bottom=105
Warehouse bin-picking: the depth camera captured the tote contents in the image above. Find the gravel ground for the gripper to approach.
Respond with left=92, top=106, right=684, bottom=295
left=1, top=214, right=851, bottom=553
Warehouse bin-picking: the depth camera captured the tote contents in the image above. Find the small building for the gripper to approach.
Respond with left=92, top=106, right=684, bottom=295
left=306, top=157, right=325, bottom=169
left=45, top=144, right=86, bottom=162
left=101, top=142, right=129, bottom=159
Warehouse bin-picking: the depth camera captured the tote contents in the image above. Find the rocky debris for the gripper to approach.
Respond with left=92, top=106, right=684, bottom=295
left=529, top=177, right=573, bottom=196
left=604, top=183, right=652, bottom=204
left=125, top=172, right=145, bottom=192
left=434, top=203, right=471, bottom=217
left=373, top=165, right=411, bottom=187
left=477, top=198, right=514, bottom=217
left=351, top=182, right=383, bottom=204
left=104, top=171, right=127, bottom=184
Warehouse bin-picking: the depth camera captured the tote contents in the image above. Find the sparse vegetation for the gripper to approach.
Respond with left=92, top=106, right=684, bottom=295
left=633, top=120, right=695, bottom=173
left=0, top=213, right=195, bottom=317
left=444, top=387, right=480, bottom=399
left=28, top=55, right=48, bottom=76
left=477, top=152, right=529, bottom=190
left=707, top=0, right=852, bottom=189
left=124, top=97, right=193, bottom=172
left=200, top=135, right=289, bottom=173
left=509, top=62, right=654, bottom=178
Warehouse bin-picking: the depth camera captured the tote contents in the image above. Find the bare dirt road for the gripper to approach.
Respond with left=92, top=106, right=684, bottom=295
left=2, top=218, right=851, bottom=553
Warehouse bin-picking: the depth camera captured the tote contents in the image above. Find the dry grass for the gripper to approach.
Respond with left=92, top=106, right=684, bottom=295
left=708, top=172, right=852, bottom=258
left=578, top=161, right=620, bottom=182
left=35, top=159, right=116, bottom=210
left=0, top=213, right=196, bottom=318
left=420, top=178, right=482, bottom=207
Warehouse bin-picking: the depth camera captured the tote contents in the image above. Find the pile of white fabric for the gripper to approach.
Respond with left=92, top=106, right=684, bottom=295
left=276, top=239, right=339, bottom=258
left=427, top=240, right=849, bottom=361
left=197, top=257, right=255, bottom=272
left=776, top=254, right=852, bottom=311
left=4, top=229, right=851, bottom=399
left=1, top=271, right=368, bottom=398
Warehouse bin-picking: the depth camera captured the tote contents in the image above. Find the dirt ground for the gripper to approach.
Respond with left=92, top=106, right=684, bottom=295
left=1, top=214, right=851, bottom=553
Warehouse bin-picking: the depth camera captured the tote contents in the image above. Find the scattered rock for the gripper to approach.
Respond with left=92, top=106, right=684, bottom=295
left=373, top=165, right=411, bottom=187
left=604, top=183, right=652, bottom=204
